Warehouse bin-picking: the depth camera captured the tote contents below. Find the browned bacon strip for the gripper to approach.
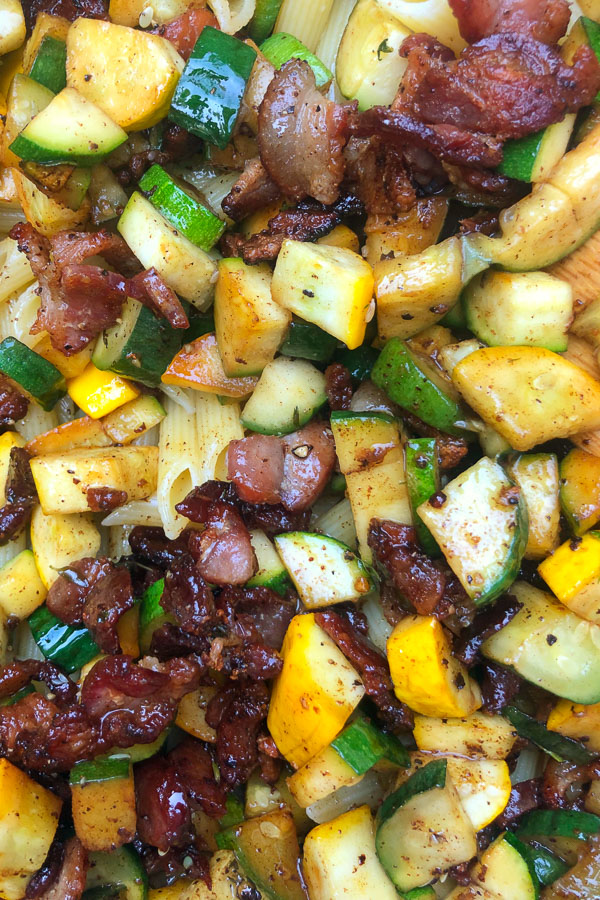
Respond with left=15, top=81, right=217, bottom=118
left=449, top=0, right=570, bottom=45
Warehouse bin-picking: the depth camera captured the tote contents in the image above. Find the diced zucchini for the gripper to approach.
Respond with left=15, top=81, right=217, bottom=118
left=417, top=457, right=528, bottom=606
left=67, top=18, right=184, bottom=130
left=169, top=26, right=257, bottom=149
left=375, top=759, right=477, bottom=892
left=71, top=756, right=136, bottom=852
left=0, top=337, right=65, bottom=411
left=0, top=757, right=62, bottom=899
left=538, top=531, right=600, bottom=623
left=471, top=833, right=537, bottom=900
left=279, top=319, right=338, bottom=363
left=85, top=845, right=148, bottom=900
left=10, top=87, right=127, bottom=166
left=30, top=505, right=101, bottom=589
left=217, top=810, right=305, bottom=900
left=176, top=685, right=217, bottom=743
left=92, top=297, right=184, bottom=388
left=29, top=604, right=100, bottom=673
left=504, top=705, right=597, bottom=765
left=287, top=736, right=372, bottom=809
left=518, top=841, right=570, bottom=888
left=240, top=357, right=326, bottom=435
left=0, top=0, right=25, bottom=56
left=333, top=344, right=379, bottom=382
left=214, top=258, right=291, bottom=377
left=260, top=32, right=332, bottom=87
left=117, top=192, right=216, bottom=308
left=304, top=805, right=400, bottom=900
left=387, top=615, right=481, bottom=718
left=372, top=338, right=466, bottom=436
left=67, top=363, right=140, bottom=419
left=272, top=239, right=374, bottom=350
left=138, top=577, right=170, bottom=654
left=336, top=0, right=411, bottom=108
left=412, top=711, right=517, bottom=760
left=249, top=0, right=285, bottom=43
left=30, top=445, right=158, bottom=515
left=139, top=164, right=225, bottom=250
left=463, top=270, right=573, bottom=351
left=162, top=332, right=258, bottom=397
left=101, top=395, right=166, bottom=444
left=518, top=808, right=600, bottom=840
left=452, top=346, right=600, bottom=451
left=498, top=114, right=575, bottom=183
left=267, top=613, right=365, bottom=769
left=482, top=581, right=600, bottom=704
left=560, top=448, right=600, bottom=535
left=21, top=10, right=69, bottom=71
left=274, top=532, right=372, bottom=608
left=247, top=529, right=291, bottom=595
left=366, top=196, right=448, bottom=268
left=28, top=34, right=67, bottom=93
left=330, top=411, right=410, bottom=562
left=503, top=453, right=560, bottom=560
left=547, top=698, right=600, bottom=753
left=405, top=438, right=440, bottom=557
left=26, top=416, right=109, bottom=460
left=0, top=549, right=46, bottom=620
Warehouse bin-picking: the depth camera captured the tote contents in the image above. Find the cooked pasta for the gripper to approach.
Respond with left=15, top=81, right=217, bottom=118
left=158, top=392, right=205, bottom=539
left=0, top=238, right=34, bottom=305
left=101, top=496, right=163, bottom=529
left=195, top=390, right=243, bottom=485
left=207, top=0, right=256, bottom=34
left=275, top=0, right=336, bottom=51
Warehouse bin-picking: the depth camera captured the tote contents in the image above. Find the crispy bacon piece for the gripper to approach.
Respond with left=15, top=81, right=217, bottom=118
left=227, top=434, right=284, bottom=505
left=26, top=839, right=65, bottom=899
left=449, top=0, right=570, bottom=44
left=210, top=642, right=283, bottom=680
left=135, top=839, right=211, bottom=888
left=217, top=585, right=295, bottom=650
left=9, top=223, right=187, bottom=355
left=24, top=0, right=106, bottom=31
left=188, top=504, right=257, bottom=586
left=454, top=595, right=523, bottom=665
left=401, top=411, right=469, bottom=472
left=47, top=557, right=112, bottom=625
left=167, top=737, right=228, bottom=818
left=325, top=363, right=353, bottom=411
left=153, top=6, right=218, bottom=60
left=86, top=487, right=128, bottom=512
left=0, top=446, right=37, bottom=544
left=258, top=59, right=354, bottom=204
left=479, top=660, right=522, bottom=714
left=206, top=681, right=269, bottom=786
left=0, top=660, right=77, bottom=707
left=161, top=556, right=215, bottom=635
left=222, top=157, right=281, bottom=222
left=128, top=526, right=192, bottom=568
left=496, top=778, right=542, bottom=827
left=395, top=32, right=600, bottom=142
left=368, top=520, right=445, bottom=616
left=315, top=610, right=414, bottom=732
left=0, top=374, right=28, bottom=428
left=135, top=758, right=193, bottom=851
left=33, top=836, right=87, bottom=900
left=81, top=566, right=134, bottom=654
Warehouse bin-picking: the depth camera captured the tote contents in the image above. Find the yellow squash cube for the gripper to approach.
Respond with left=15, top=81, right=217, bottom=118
left=538, top=532, right=600, bottom=623
left=272, top=239, right=374, bottom=350
left=0, top=758, right=62, bottom=891
left=0, top=549, right=46, bottom=620
left=71, top=765, right=136, bottom=852
left=547, top=699, right=600, bottom=752
left=68, top=363, right=140, bottom=418
left=30, top=506, right=101, bottom=588
left=387, top=616, right=481, bottom=718
left=66, top=19, right=184, bottom=130
left=0, top=0, right=26, bottom=57
left=268, top=614, right=365, bottom=769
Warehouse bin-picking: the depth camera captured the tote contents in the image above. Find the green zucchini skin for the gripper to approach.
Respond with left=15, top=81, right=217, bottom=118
left=279, top=319, right=338, bottom=362
left=28, top=605, right=100, bottom=673
left=28, top=35, right=67, bottom=93
left=248, top=0, right=285, bottom=43
left=517, top=809, right=600, bottom=841
left=260, top=32, right=333, bottom=87
left=139, top=164, right=225, bottom=250
left=504, top=705, right=598, bottom=765
left=84, top=845, right=148, bottom=900
left=405, top=438, right=440, bottom=557
left=169, top=27, right=257, bottom=149
left=330, top=716, right=409, bottom=773
left=70, top=755, right=130, bottom=786
left=0, top=337, right=66, bottom=411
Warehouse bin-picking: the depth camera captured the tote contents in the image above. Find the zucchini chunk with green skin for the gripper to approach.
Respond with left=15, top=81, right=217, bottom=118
left=498, top=114, right=575, bottom=184
left=28, top=604, right=100, bottom=674
left=330, top=411, right=410, bottom=563
left=217, top=810, right=306, bottom=900
left=169, top=27, right=257, bottom=149
left=248, top=0, right=284, bottom=43
left=214, top=258, right=291, bottom=377
left=518, top=842, right=570, bottom=888
left=92, top=298, right=185, bottom=388
left=482, top=581, right=600, bottom=705
left=405, top=438, right=440, bottom=557
left=70, top=756, right=136, bottom=852
left=247, top=530, right=291, bottom=596
left=279, top=319, right=338, bottom=363
left=470, top=832, right=537, bottom=900
left=138, top=164, right=225, bottom=250
left=303, top=805, right=404, bottom=900
left=452, top=346, right=600, bottom=451
left=503, top=705, right=598, bottom=765
left=0, top=337, right=66, bottom=411
left=84, top=845, right=148, bottom=900
left=375, top=759, right=477, bottom=893
left=517, top=809, right=600, bottom=841
left=274, top=532, right=372, bottom=608
left=559, top=448, right=600, bottom=535
left=10, top=88, right=127, bottom=167
left=261, top=32, right=332, bottom=87
left=240, top=357, right=327, bottom=435
left=372, top=338, right=467, bottom=436
left=502, top=452, right=560, bottom=560
left=336, top=0, right=412, bottom=109
left=463, top=270, right=573, bottom=351
left=138, top=578, right=174, bottom=654
left=28, top=35, right=67, bottom=94
left=417, top=457, right=527, bottom=606
left=567, top=17, right=600, bottom=102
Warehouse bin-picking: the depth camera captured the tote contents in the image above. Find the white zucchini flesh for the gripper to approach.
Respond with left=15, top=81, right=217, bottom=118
left=274, top=532, right=372, bottom=608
